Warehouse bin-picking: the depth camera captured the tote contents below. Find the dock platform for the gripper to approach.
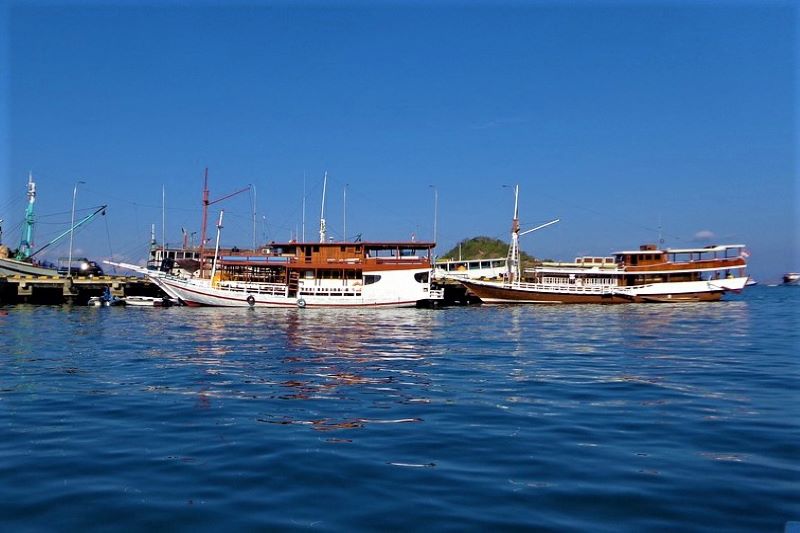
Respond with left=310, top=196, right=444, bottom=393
left=0, top=274, right=162, bottom=305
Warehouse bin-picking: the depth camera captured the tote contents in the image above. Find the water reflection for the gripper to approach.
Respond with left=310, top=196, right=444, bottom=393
left=137, top=307, right=440, bottom=434
left=457, top=300, right=756, bottom=425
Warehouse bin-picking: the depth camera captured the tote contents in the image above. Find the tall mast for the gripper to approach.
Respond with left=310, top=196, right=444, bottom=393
left=302, top=172, right=306, bottom=242
left=506, top=184, right=520, bottom=283
left=161, top=184, right=166, bottom=257
left=199, top=168, right=210, bottom=256
left=251, top=184, right=257, bottom=250
left=504, top=185, right=559, bottom=284
left=319, top=171, right=327, bottom=243
left=210, top=210, right=224, bottom=283
left=343, top=183, right=347, bottom=242
left=17, top=172, right=36, bottom=259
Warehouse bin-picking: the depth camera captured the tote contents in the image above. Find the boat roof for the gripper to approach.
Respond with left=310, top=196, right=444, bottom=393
left=435, top=257, right=506, bottom=264
left=613, top=244, right=746, bottom=255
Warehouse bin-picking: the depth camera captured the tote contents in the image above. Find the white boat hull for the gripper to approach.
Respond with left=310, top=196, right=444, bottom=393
left=159, top=268, right=434, bottom=308
left=0, top=257, right=60, bottom=277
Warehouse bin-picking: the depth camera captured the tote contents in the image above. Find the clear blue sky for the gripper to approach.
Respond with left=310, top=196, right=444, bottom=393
left=1, top=1, right=797, bottom=281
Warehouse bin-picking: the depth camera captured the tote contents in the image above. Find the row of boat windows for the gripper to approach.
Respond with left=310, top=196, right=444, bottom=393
left=154, top=251, right=201, bottom=260
left=437, top=260, right=506, bottom=271
left=617, top=254, right=664, bottom=265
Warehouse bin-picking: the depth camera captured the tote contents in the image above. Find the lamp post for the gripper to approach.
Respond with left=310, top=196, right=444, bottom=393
left=67, top=180, right=85, bottom=278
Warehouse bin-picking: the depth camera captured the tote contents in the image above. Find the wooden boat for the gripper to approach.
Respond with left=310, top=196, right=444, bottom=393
left=157, top=240, right=442, bottom=308
left=457, top=186, right=750, bottom=304
left=109, top=210, right=444, bottom=308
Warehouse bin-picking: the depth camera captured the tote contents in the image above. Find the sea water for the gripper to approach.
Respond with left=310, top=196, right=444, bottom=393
left=1, top=286, right=797, bottom=531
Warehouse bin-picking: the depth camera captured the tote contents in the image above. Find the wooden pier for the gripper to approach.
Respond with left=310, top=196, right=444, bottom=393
left=0, top=274, right=162, bottom=305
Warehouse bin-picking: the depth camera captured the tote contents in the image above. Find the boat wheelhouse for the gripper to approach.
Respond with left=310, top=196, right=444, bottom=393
left=433, top=257, right=507, bottom=280
left=148, top=245, right=201, bottom=277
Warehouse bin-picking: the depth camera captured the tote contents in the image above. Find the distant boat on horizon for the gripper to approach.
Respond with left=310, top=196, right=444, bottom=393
left=783, top=272, right=799, bottom=285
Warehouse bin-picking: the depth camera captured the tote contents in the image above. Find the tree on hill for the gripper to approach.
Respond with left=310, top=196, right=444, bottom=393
left=439, top=236, right=537, bottom=264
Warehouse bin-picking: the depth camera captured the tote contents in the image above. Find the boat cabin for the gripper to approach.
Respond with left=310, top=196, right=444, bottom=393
left=613, top=244, right=666, bottom=267
left=197, top=241, right=435, bottom=296
left=434, top=257, right=507, bottom=280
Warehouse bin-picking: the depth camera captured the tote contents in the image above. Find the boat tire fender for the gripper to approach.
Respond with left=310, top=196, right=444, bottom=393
left=246, top=295, right=256, bottom=307
left=297, top=298, right=306, bottom=308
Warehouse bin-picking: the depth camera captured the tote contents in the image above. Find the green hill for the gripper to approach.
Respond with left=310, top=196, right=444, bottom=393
left=439, top=236, right=536, bottom=264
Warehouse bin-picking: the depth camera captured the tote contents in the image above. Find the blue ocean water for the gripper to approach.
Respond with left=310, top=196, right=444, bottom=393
left=1, top=286, right=797, bottom=531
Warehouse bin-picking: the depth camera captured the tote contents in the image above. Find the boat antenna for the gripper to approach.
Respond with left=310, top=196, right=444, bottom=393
left=319, top=171, right=327, bottom=243
left=210, top=210, right=224, bottom=283
left=15, top=172, right=36, bottom=260
left=302, top=171, right=306, bottom=242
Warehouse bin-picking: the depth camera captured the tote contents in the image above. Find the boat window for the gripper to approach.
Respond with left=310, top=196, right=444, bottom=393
left=364, top=274, right=381, bottom=285
left=414, top=272, right=429, bottom=283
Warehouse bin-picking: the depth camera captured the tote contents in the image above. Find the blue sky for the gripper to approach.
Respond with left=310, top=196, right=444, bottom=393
left=1, top=1, right=797, bottom=281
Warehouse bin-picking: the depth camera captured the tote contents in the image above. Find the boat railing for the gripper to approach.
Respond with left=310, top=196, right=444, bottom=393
left=373, top=257, right=427, bottom=265
left=217, top=280, right=288, bottom=296
left=512, top=282, right=617, bottom=294
left=325, top=258, right=362, bottom=264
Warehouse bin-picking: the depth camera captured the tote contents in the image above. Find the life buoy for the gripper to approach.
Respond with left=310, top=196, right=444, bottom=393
left=246, top=295, right=256, bottom=306
left=297, top=298, right=306, bottom=308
